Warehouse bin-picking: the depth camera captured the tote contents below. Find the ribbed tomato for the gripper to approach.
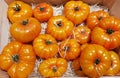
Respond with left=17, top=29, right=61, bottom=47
left=7, top=1, right=32, bottom=23
left=59, top=39, right=81, bottom=60
left=33, top=34, right=59, bottom=59
left=80, top=44, right=111, bottom=78
left=46, top=15, right=74, bottom=41
left=71, top=26, right=91, bottom=44
left=64, top=1, right=90, bottom=25
left=0, top=41, right=36, bottom=78
left=38, top=58, right=67, bottom=77
left=91, top=16, right=120, bottom=50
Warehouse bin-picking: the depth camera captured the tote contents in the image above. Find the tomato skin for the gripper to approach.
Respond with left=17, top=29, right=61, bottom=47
left=59, top=39, right=81, bottom=60
left=91, top=16, right=120, bottom=50
left=71, top=26, right=91, bottom=44
left=33, top=3, right=53, bottom=22
left=87, top=10, right=109, bottom=30
left=7, top=1, right=33, bottom=23
left=64, top=1, right=90, bottom=25
left=0, top=41, right=36, bottom=78
left=33, top=34, right=59, bottom=59
left=80, top=44, right=111, bottom=78
left=105, top=51, right=120, bottom=76
left=46, top=15, right=74, bottom=41
left=10, top=17, right=41, bottom=43
left=38, top=58, right=68, bottom=77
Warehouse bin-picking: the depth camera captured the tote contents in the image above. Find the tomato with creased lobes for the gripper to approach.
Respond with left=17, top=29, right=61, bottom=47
left=59, top=39, right=81, bottom=60
left=46, top=15, right=74, bottom=41
left=33, top=34, right=59, bottom=59
left=7, top=1, right=33, bottom=23
left=80, top=44, right=111, bottom=78
left=105, top=51, right=120, bottom=76
left=64, top=1, right=90, bottom=25
left=71, top=26, right=91, bottom=44
left=91, top=16, right=120, bottom=50
left=87, top=10, right=109, bottom=30
left=0, top=41, right=36, bottom=78
left=38, top=58, right=67, bottom=77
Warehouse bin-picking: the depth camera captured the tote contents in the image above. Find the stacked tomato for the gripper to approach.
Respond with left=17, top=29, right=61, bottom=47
left=0, top=0, right=120, bottom=78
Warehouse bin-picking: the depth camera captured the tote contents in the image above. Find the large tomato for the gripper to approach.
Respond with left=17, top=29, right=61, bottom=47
left=59, top=39, right=81, bottom=60
left=91, top=16, right=120, bottom=50
left=0, top=41, right=36, bottom=78
left=80, top=44, right=111, bottom=78
left=105, top=51, right=120, bottom=76
left=71, top=26, right=91, bottom=44
left=38, top=58, right=67, bottom=77
left=10, top=17, right=41, bottom=43
left=87, top=10, right=109, bottom=30
left=72, top=58, right=86, bottom=77
left=64, top=1, right=90, bottom=25
left=33, top=3, right=53, bottom=22
left=33, top=34, right=59, bottom=59
left=7, top=1, right=33, bottom=23
left=46, top=15, right=74, bottom=41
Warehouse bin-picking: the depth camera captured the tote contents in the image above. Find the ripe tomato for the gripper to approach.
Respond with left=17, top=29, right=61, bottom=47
left=0, top=41, right=36, bottom=78
left=7, top=1, right=32, bottom=23
left=46, top=15, right=74, bottom=41
left=64, top=1, right=90, bottom=25
left=38, top=58, right=67, bottom=77
left=71, top=26, right=91, bottom=44
left=91, top=16, right=120, bottom=50
left=33, top=3, right=53, bottom=22
left=87, top=10, right=109, bottom=30
left=80, top=44, right=111, bottom=78
left=105, top=51, right=120, bottom=76
left=59, top=39, right=81, bottom=60
left=33, top=34, right=59, bottom=59
left=10, top=17, right=41, bottom=43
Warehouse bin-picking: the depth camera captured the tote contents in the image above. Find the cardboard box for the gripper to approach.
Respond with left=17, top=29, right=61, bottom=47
left=0, top=0, right=120, bottom=78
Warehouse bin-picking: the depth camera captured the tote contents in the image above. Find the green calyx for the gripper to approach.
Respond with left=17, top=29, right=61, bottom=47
left=14, top=3, right=21, bottom=11
left=12, top=54, right=19, bottom=62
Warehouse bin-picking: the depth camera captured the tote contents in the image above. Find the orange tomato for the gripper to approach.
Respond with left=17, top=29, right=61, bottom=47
left=0, top=41, right=36, bottom=78
left=105, top=51, right=120, bottom=76
left=7, top=1, right=33, bottom=23
left=33, top=3, right=53, bottom=22
left=38, top=58, right=67, bottom=77
left=46, top=15, right=74, bottom=41
left=80, top=44, right=111, bottom=78
left=87, top=10, right=109, bottom=30
left=71, top=26, right=91, bottom=44
left=33, top=34, right=59, bottom=59
left=59, top=39, right=81, bottom=60
left=10, top=17, right=41, bottom=43
left=91, top=16, right=120, bottom=50
left=64, top=1, right=90, bottom=25
left=72, top=58, right=86, bottom=77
